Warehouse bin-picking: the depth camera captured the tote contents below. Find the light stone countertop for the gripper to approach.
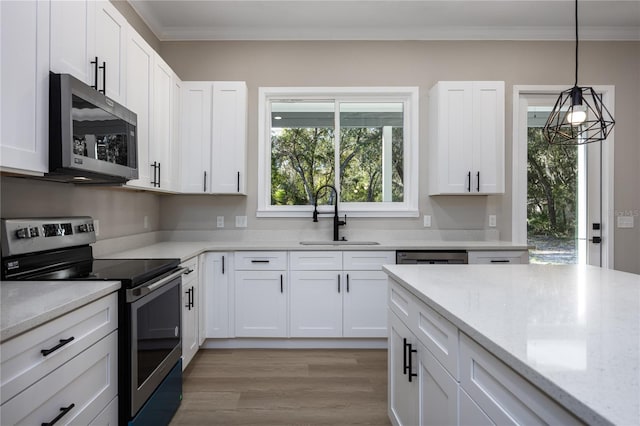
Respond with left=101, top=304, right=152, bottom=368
left=383, top=264, right=640, bottom=426
left=0, top=281, right=121, bottom=342
left=101, top=240, right=530, bottom=263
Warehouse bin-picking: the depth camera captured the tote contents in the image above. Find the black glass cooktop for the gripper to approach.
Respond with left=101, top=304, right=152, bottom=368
left=89, top=258, right=180, bottom=288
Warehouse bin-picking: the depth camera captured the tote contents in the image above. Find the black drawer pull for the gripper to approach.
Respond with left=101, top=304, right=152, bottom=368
left=338, top=274, right=341, bottom=293
left=467, top=171, right=471, bottom=192
left=476, top=171, right=480, bottom=192
left=251, top=260, right=270, bottom=263
left=346, top=274, right=350, bottom=292
left=222, top=255, right=225, bottom=274
left=41, top=337, right=75, bottom=357
left=41, top=403, right=75, bottom=426
left=280, top=274, right=284, bottom=293
left=184, top=268, right=194, bottom=275
left=490, top=259, right=510, bottom=263
left=403, top=338, right=409, bottom=375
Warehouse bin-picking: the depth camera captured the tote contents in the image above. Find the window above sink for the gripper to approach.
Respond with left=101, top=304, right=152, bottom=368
left=257, top=87, right=419, bottom=218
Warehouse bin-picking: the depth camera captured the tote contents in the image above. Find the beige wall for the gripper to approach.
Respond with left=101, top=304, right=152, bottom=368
left=159, top=40, right=640, bottom=273
left=110, top=0, right=161, bottom=52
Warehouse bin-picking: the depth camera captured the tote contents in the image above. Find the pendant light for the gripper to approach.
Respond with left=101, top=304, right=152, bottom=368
left=542, top=0, right=615, bottom=145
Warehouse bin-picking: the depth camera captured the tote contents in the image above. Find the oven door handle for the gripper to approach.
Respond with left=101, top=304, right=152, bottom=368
left=127, top=267, right=189, bottom=302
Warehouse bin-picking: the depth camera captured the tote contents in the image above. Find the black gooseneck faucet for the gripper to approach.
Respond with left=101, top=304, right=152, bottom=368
left=312, top=184, right=347, bottom=241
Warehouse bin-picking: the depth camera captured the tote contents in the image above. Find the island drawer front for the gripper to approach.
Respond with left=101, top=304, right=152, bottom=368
left=467, top=250, right=529, bottom=264
left=459, top=333, right=583, bottom=426
left=1, top=293, right=118, bottom=405
left=411, top=297, right=459, bottom=380
left=1, top=330, right=118, bottom=425
left=343, top=251, right=395, bottom=270
left=235, top=251, right=287, bottom=270
left=290, top=251, right=342, bottom=270
left=388, top=279, right=412, bottom=325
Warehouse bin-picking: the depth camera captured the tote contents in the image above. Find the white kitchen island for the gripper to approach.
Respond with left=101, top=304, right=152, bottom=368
left=383, top=264, right=640, bottom=426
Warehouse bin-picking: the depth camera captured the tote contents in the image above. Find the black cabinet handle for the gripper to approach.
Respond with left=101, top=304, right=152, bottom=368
left=185, top=289, right=190, bottom=309
left=99, top=61, right=106, bottom=94
left=91, top=56, right=99, bottom=90
left=251, top=260, right=270, bottom=263
left=151, top=162, right=158, bottom=186
left=41, top=337, right=75, bottom=356
left=237, top=171, right=240, bottom=192
left=467, top=171, right=471, bottom=192
left=346, top=274, right=350, bottom=292
left=157, top=162, right=161, bottom=187
left=280, top=274, right=283, bottom=293
left=203, top=171, right=207, bottom=192
left=476, top=171, right=480, bottom=192
left=490, top=259, right=510, bottom=263
left=403, top=338, right=409, bottom=375
left=191, top=287, right=195, bottom=309
left=408, top=343, right=418, bottom=382
left=184, top=268, right=194, bottom=275
left=222, top=255, right=225, bottom=274
left=337, top=274, right=341, bottom=293
left=41, top=403, right=75, bottom=426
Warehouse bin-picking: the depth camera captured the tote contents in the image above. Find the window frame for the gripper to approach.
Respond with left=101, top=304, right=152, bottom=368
left=257, top=86, right=419, bottom=218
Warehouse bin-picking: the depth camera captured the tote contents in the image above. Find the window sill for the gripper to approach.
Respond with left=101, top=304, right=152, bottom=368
left=256, top=208, right=419, bottom=219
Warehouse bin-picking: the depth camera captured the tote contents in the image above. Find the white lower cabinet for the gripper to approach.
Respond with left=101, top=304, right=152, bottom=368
left=1, top=330, right=118, bottom=426
left=459, top=388, right=493, bottom=426
left=203, top=252, right=231, bottom=338
left=181, top=257, right=200, bottom=369
left=467, top=250, right=529, bottom=264
left=417, top=340, right=458, bottom=426
left=343, top=270, right=388, bottom=337
left=388, top=311, right=418, bottom=426
left=235, top=270, right=287, bottom=337
left=89, top=396, right=118, bottom=425
left=290, top=270, right=343, bottom=337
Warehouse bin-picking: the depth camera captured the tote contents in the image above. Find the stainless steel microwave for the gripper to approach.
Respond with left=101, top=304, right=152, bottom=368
left=48, top=73, right=138, bottom=184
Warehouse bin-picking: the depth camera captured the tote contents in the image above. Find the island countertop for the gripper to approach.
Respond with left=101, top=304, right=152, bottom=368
left=382, top=264, right=640, bottom=426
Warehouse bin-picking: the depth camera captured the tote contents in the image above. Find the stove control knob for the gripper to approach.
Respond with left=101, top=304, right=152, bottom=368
left=16, top=227, right=38, bottom=239
left=78, top=223, right=95, bottom=233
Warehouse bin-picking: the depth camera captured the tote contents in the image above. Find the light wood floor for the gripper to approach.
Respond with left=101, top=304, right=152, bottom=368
left=170, top=349, right=390, bottom=425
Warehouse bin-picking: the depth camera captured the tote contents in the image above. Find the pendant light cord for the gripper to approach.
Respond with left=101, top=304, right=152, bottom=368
left=574, top=0, right=579, bottom=86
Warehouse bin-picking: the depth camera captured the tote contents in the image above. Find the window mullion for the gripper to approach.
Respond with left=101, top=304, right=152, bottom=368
left=334, top=99, right=341, bottom=200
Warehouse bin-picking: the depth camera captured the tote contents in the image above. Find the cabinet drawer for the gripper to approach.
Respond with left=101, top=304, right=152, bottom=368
left=343, top=251, right=395, bottom=270
left=411, top=297, right=459, bottom=380
left=89, top=396, right=117, bottom=425
left=234, top=251, right=287, bottom=270
left=467, top=250, right=529, bottom=264
left=181, top=257, right=199, bottom=284
left=459, top=333, right=581, bottom=425
left=1, top=293, right=118, bottom=404
left=388, top=279, right=412, bottom=326
left=290, top=251, right=342, bottom=270
left=1, top=331, right=118, bottom=425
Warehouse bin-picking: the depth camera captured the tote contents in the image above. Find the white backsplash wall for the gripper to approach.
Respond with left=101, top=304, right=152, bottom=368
left=0, top=177, right=161, bottom=241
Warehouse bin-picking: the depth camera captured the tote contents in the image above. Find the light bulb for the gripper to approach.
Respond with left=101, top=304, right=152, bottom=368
left=567, top=105, right=587, bottom=125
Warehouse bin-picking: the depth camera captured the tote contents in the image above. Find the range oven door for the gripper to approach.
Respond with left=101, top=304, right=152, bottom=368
left=128, top=270, right=184, bottom=417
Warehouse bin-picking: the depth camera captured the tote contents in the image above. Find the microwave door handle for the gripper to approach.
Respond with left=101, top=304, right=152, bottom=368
left=126, top=267, right=188, bottom=302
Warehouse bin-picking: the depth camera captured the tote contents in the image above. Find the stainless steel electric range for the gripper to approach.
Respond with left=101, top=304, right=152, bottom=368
left=1, top=217, right=185, bottom=425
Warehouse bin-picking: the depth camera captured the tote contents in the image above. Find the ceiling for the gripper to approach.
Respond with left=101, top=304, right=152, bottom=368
left=128, top=0, right=640, bottom=41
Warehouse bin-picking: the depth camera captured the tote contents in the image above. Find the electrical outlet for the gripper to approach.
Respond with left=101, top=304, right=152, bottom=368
left=94, top=219, right=100, bottom=236
left=235, top=216, right=247, bottom=228
left=423, top=215, right=431, bottom=227
left=143, top=216, right=149, bottom=229
left=489, top=215, right=497, bottom=227
left=217, top=216, right=225, bottom=228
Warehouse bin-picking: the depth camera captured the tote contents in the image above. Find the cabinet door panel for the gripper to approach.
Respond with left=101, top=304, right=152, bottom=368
left=290, top=271, right=342, bottom=337
left=182, top=280, right=197, bottom=369
left=418, top=342, right=458, bottom=426
left=50, top=0, right=94, bottom=85
left=459, top=388, right=494, bottom=426
left=388, top=312, right=419, bottom=426
left=204, top=253, right=230, bottom=338
left=181, top=82, right=212, bottom=193
left=95, top=0, right=127, bottom=103
left=473, top=82, right=504, bottom=194
left=235, top=271, right=287, bottom=337
left=0, top=0, right=49, bottom=174
left=343, top=270, right=387, bottom=337
left=152, top=56, right=173, bottom=189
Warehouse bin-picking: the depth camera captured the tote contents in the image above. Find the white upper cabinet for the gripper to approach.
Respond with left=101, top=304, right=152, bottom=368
left=428, top=81, right=504, bottom=195
left=94, top=0, right=127, bottom=103
left=211, top=82, right=247, bottom=194
left=124, top=29, right=154, bottom=189
left=180, top=81, right=248, bottom=194
left=181, top=82, right=213, bottom=193
left=50, top=1, right=127, bottom=104
left=151, top=55, right=174, bottom=190
left=0, top=0, right=49, bottom=174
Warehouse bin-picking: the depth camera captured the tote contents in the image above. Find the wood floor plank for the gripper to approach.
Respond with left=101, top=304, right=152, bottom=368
left=170, top=349, right=390, bottom=425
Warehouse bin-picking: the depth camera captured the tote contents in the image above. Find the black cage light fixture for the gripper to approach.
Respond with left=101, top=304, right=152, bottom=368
left=542, top=0, right=615, bottom=145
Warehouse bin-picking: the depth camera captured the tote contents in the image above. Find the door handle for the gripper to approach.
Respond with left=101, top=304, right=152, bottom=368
left=99, top=61, right=106, bottom=94
left=237, top=171, right=240, bottom=192
left=222, top=255, right=225, bottom=274
left=280, top=274, right=284, bottom=293
left=41, top=337, right=75, bottom=356
left=338, top=274, right=341, bottom=293
left=467, top=171, right=471, bottom=192
left=204, top=171, right=207, bottom=192
left=41, top=403, right=75, bottom=426
left=476, top=171, right=480, bottom=192
left=403, top=338, right=409, bottom=375
left=91, top=56, right=99, bottom=90
left=408, top=343, right=418, bottom=382
left=346, top=274, right=350, bottom=292
left=590, top=236, right=602, bottom=244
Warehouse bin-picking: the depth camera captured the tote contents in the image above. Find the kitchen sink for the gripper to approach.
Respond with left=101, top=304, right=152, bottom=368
left=299, top=241, right=380, bottom=246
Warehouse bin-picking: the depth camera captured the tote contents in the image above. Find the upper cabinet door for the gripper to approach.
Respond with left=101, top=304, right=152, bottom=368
left=151, top=56, right=174, bottom=189
left=50, top=0, right=95, bottom=86
left=125, top=29, right=155, bottom=189
left=210, top=82, right=247, bottom=194
left=0, top=0, right=49, bottom=174
left=181, top=82, right=213, bottom=193
left=428, top=81, right=504, bottom=195
left=94, top=0, right=127, bottom=104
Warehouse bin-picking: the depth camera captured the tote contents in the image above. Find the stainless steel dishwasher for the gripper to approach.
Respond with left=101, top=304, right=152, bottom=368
left=396, top=250, right=468, bottom=264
